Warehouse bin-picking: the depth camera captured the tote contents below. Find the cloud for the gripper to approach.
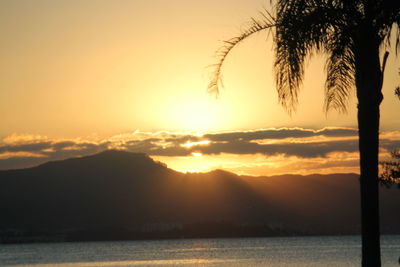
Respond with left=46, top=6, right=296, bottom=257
left=1, top=128, right=400, bottom=172
left=193, top=138, right=358, bottom=158
left=0, top=142, right=52, bottom=153
left=203, top=127, right=358, bottom=142
left=218, top=152, right=361, bottom=176
left=0, top=135, right=109, bottom=169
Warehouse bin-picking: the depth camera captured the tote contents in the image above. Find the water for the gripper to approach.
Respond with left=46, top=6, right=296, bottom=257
left=0, top=235, right=399, bottom=266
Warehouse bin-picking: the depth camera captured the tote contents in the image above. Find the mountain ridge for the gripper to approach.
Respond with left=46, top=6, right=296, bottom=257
left=1, top=149, right=358, bottom=177
left=0, top=150, right=398, bottom=243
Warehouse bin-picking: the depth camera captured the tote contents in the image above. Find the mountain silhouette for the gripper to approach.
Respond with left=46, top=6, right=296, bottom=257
left=0, top=150, right=398, bottom=242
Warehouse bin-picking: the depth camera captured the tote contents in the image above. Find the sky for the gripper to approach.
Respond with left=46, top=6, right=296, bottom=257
left=1, top=0, right=400, bottom=176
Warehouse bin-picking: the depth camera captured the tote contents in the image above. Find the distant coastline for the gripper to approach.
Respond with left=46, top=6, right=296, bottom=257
left=0, top=222, right=354, bottom=245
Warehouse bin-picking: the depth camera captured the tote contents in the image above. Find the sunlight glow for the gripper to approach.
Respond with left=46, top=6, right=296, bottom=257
left=191, top=152, right=203, bottom=157
left=181, top=140, right=211, bottom=148
left=162, top=90, right=227, bottom=132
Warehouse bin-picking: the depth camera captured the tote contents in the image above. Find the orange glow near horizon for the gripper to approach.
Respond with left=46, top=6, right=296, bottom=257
left=153, top=151, right=362, bottom=177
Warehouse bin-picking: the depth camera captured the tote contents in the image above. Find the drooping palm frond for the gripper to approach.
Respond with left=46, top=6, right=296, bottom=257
left=324, top=45, right=355, bottom=113
left=207, top=10, right=276, bottom=95
left=323, top=29, right=357, bottom=112
left=379, top=0, right=400, bottom=53
left=274, top=0, right=359, bottom=113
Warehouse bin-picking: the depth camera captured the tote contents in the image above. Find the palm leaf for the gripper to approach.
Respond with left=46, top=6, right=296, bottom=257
left=208, top=10, right=276, bottom=95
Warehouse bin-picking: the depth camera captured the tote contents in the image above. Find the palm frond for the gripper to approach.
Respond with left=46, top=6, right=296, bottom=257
left=324, top=36, right=356, bottom=113
left=392, top=9, right=400, bottom=55
left=378, top=0, right=400, bottom=53
left=274, top=0, right=347, bottom=113
left=208, top=10, right=276, bottom=95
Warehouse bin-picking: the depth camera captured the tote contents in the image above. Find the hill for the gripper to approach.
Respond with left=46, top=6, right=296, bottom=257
left=0, top=150, right=398, bottom=243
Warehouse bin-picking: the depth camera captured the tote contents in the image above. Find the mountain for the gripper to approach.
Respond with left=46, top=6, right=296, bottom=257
left=0, top=150, right=398, bottom=243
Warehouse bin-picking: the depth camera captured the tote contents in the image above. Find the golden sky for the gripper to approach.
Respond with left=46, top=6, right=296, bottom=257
left=1, top=0, right=400, bottom=175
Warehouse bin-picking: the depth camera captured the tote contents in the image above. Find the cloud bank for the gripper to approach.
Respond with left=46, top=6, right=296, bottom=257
left=1, top=128, right=399, bottom=175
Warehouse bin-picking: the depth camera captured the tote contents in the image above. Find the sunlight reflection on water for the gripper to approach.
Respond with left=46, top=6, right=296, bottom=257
left=0, top=235, right=399, bottom=267
left=17, top=259, right=243, bottom=267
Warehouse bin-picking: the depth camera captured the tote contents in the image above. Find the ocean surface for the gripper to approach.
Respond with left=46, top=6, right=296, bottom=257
left=0, top=235, right=399, bottom=267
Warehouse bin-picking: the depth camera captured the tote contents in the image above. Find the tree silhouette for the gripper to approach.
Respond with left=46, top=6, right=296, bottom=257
left=380, top=75, right=400, bottom=188
left=209, top=1, right=400, bottom=266
left=380, top=149, right=400, bottom=188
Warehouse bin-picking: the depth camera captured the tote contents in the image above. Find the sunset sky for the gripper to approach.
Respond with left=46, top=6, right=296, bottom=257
left=1, top=0, right=400, bottom=175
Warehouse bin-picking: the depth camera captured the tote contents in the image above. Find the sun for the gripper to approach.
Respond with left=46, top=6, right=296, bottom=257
left=174, top=101, right=214, bottom=131
left=164, top=92, right=224, bottom=132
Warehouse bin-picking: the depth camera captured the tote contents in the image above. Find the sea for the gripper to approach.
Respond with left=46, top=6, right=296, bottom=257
left=0, top=235, right=399, bottom=266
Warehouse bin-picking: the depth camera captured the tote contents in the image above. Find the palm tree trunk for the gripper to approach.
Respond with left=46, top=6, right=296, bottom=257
left=358, top=101, right=381, bottom=267
left=355, top=38, right=382, bottom=267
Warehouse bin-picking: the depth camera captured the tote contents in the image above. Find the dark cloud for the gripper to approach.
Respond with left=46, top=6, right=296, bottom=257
left=380, top=139, right=400, bottom=151
left=317, top=128, right=358, bottom=137
left=0, top=139, right=109, bottom=170
left=0, top=142, right=52, bottom=153
left=164, top=135, right=201, bottom=145
left=198, top=139, right=359, bottom=158
left=124, top=139, right=191, bottom=156
left=52, top=141, right=76, bottom=150
left=204, top=127, right=358, bottom=142
left=0, top=127, right=398, bottom=170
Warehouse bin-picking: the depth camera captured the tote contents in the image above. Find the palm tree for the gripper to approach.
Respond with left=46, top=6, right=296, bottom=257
left=209, top=1, right=400, bottom=266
